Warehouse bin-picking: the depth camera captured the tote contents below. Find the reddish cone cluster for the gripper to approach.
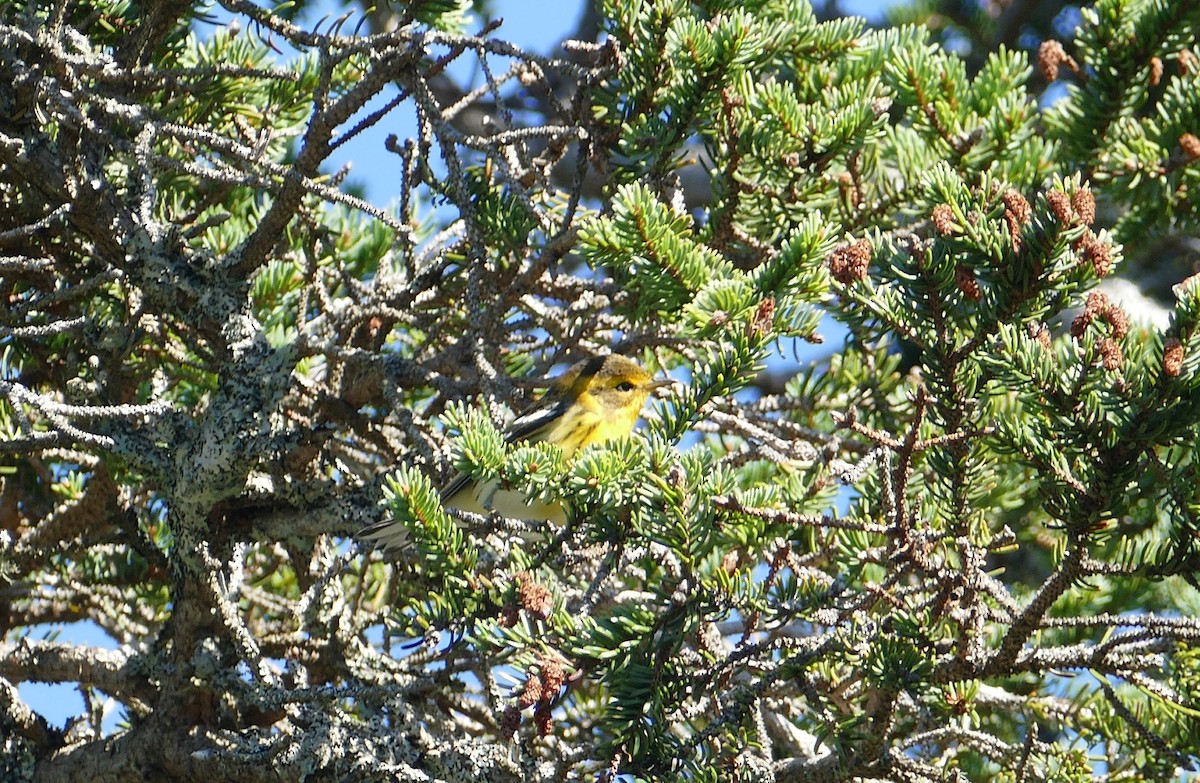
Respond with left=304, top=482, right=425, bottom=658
left=932, top=203, right=956, bottom=235
left=829, top=238, right=872, bottom=284
left=1180, top=133, right=1200, bottom=162
left=518, top=674, right=544, bottom=708
left=499, top=704, right=521, bottom=741
left=515, top=571, right=554, bottom=621
left=1181, top=50, right=1198, bottom=75
left=1046, top=189, right=1073, bottom=224
left=1002, top=189, right=1031, bottom=250
left=500, top=658, right=569, bottom=741
left=1078, top=233, right=1113, bottom=277
left=1028, top=321, right=1052, bottom=350
left=1098, top=338, right=1123, bottom=371
left=1045, top=184, right=1111, bottom=278
left=1070, top=291, right=1130, bottom=371
left=1163, top=337, right=1184, bottom=377
left=956, top=265, right=981, bottom=301
left=1038, top=40, right=1079, bottom=82
left=1071, top=187, right=1096, bottom=226
left=1046, top=184, right=1096, bottom=228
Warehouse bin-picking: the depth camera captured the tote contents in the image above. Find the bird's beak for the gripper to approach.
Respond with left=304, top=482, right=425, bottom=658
left=648, top=377, right=674, bottom=393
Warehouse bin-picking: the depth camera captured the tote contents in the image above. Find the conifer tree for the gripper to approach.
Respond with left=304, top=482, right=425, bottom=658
left=1, top=1, right=1198, bottom=781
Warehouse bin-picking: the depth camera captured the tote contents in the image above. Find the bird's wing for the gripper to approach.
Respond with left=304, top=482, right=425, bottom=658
left=438, top=396, right=566, bottom=503
left=439, top=471, right=474, bottom=503
left=501, top=397, right=567, bottom=444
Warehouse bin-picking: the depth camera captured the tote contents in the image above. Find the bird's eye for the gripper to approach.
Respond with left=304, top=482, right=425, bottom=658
left=616, top=381, right=635, bottom=392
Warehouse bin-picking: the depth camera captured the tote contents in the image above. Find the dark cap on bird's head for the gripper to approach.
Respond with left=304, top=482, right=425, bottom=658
left=552, top=354, right=669, bottom=398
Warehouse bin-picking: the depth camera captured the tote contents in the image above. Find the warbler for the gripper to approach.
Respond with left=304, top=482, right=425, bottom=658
left=363, top=354, right=668, bottom=549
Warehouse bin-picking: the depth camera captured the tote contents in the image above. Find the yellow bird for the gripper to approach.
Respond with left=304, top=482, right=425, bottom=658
left=363, top=354, right=667, bottom=549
